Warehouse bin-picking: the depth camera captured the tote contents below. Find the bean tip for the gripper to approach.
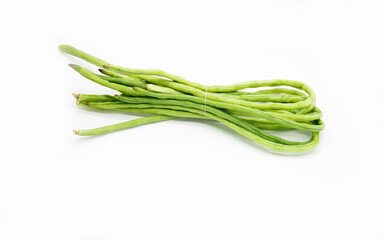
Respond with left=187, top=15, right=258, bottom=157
left=68, top=63, right=77, bottom=68
left=73, top=129, right=79, bottom=135
left=98, top=68, right=105, bottom=73
left=72, top=93, right=80, bottom=99
left=59, top=44, right=70, bottom=52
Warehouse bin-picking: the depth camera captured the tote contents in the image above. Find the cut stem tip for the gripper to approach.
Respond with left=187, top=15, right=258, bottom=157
left=68, top=63, right=76, bottom=68
left=72, top=93, right=80, bottom=99
left=73, top=129, right=79, bottom=135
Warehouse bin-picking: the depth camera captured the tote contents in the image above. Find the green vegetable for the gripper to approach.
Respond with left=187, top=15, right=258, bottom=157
left=60, top=45, right=324, bottom=152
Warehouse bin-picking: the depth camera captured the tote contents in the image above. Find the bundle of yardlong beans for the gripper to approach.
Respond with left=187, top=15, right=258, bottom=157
left=60, top=45, right=324, bottom=152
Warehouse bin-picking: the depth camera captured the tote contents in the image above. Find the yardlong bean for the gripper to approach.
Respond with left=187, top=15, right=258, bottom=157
left=60, top=44, right=324, bottom=152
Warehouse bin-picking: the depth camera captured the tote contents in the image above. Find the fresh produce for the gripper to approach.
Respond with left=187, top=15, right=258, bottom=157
left=60, top=45, right=324, bottom=152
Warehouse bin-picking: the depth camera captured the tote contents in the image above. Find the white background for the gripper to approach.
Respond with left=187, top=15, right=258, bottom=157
left=1, top=0, right=384, bottom=239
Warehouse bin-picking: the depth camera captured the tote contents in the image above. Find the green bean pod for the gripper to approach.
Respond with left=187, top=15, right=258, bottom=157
left=60, top=44, right=324, bottom=152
